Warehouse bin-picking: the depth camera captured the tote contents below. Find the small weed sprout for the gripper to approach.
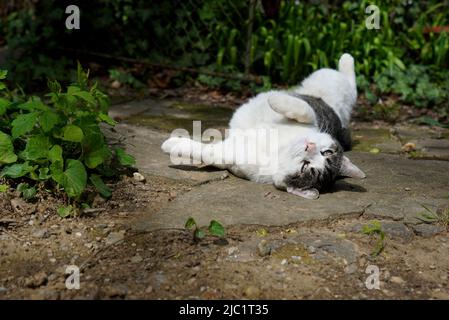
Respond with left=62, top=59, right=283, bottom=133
left=417, top=203, right=449, bottom=229
left=184, top=217, right=225, bottom=242
left=362, top=220, right=386, bottom=257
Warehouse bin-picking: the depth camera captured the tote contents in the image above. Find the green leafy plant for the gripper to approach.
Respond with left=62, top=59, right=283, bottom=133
left=0, top=184, right=8, bottom=192
left=0, top=64, right=135, bottom=213
left=361, top=220, right=386, bottom=257
left=16, top=182, right=37, bottom=200
left=184, top=217, right=226, bottom=241
left=3, top=1, right=449, bottom=122
left=57, top=204, right=77, bottom=218
left=109, top=69, right=145, bottom=89
left=417, top=203, right=449, bottom=228
left=415, top=116, right=449, bottom=129
left=359, top=64, right=449, bottom=112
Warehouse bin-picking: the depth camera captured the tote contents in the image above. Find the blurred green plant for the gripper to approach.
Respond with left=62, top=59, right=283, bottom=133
left=109, top=68, right=145, bottom=89
left=1, top=0, right=449, bottom=118
left=0, top=65, right=135, bottom=212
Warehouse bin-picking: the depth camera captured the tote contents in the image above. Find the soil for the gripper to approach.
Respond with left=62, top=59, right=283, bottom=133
left=1, top=172, right=448, bottom=300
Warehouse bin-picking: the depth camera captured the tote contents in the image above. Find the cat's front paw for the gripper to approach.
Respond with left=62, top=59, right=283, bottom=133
left=161, top=137, right=182, bottom=154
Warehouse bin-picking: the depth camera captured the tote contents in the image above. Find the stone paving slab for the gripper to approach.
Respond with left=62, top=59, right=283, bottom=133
left=394, top=124, right=449, bottom=160
left=352, top=123, right=449, bottom=160
left=109, top=98, right=173, bottom=120
left=107, top=99, right=449, bottom=231
left=109, top=98, right=232, bottom=132
left=131, top=151, right=449, bottom=231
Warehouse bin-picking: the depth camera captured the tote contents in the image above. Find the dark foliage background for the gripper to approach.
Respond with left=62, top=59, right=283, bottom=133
left=1, top=0, right=449, bottom=121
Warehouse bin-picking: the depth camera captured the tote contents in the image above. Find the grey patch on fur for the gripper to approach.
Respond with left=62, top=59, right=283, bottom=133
left=284, top=93, right=352, bottom=191
left=284, top=143, right=343, bottom=192
left=289, top=93, right=352, bottom=151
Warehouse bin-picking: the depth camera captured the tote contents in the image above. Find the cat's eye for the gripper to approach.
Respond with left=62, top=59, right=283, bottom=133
left=321, top=150, right=334, bottom=156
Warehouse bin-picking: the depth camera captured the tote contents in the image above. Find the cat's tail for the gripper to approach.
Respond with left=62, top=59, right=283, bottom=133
left=338, top=53, right=356, bottom=87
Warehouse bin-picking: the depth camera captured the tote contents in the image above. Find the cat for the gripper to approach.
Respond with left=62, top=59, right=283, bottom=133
left=161, top=53, right=365, bottom=199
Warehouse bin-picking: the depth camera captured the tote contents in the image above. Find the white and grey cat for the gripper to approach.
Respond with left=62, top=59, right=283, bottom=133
left=162, top=53, right=365, bottom=199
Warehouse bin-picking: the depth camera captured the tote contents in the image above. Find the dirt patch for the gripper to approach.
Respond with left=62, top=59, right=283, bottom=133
left=0, top=174, right=191, bottom=299
left=1, top=173, right=448, bottom=299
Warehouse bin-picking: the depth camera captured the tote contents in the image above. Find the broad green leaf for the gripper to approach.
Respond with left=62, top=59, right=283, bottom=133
left=17, top=183, right=36, bottom=200
left=0, top=97, right=11, bottom=116
left=79, top=117, right=104, bottom=152
left=98, top=113, right=117, bottom=126
left=89, top=174, right=112, bottom=198
left=73, top=91, right=96, bottom=105
left=11, top=112, right=39, bottom=138
left=50, top=161, right=63, bottom=180
left=67, top=85, right=81, bottom=95
left=57, top=205, right=76, bottom=218
left=185, top=217, right=197, bottom=230
left=63, top=159, right=87, bottom=198
left=97, top=95, right=110, bottom=112
left=18, top=97, right=47, bottom=111
left=40, top=111, right=60, bottom=132
left=38, top=167, right=51, bottom=180
left=115, top=147, right=135, bottom=166
left=17, top=182, right=30, bottom=193
left=22, top=135, right=50, bottom=160
left=48, top=145, right=63, bottom=163
left=84, top=145, right=111, bottom=169
left=1, top=162, right=33, bottom=178
left=208, top=220, right=225, bottom=238
left=61, top=124, right=84, bottom=142
left=52, top=159, right=87, bottom=198
left=0, top=131, right=18, bottom=164
left=0, top=70, right=7, bottom=80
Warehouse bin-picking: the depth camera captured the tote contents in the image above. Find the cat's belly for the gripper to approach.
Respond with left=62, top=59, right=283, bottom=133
left=275, top=123, right=317, bottom=142
left=227, top=164, right=274, bottom=184
left=223, top=124, right=315, bottom=183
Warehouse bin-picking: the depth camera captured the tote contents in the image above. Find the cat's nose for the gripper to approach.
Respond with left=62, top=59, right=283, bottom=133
left=305, top=142, right=316, bottom=153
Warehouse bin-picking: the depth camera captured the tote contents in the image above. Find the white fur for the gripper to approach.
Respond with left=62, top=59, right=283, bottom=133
left=162, top=53, right=363, bottom=198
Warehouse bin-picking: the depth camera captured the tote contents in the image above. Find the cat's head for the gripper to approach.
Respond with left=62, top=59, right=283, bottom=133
left=275, top=133, right=365, bottom=199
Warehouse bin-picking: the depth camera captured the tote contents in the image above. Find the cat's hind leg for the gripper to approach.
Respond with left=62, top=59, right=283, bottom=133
left=267, top=94, right=316, bottom=124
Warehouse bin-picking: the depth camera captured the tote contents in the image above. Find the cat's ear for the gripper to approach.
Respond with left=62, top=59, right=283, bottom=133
left=340, top=156, right=366, bottom=179
left=287, top=186, right=319, bottom=199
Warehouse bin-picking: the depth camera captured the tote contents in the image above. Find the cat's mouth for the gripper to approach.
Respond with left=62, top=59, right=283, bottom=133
left=301, top=160, right=310, bottom=173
